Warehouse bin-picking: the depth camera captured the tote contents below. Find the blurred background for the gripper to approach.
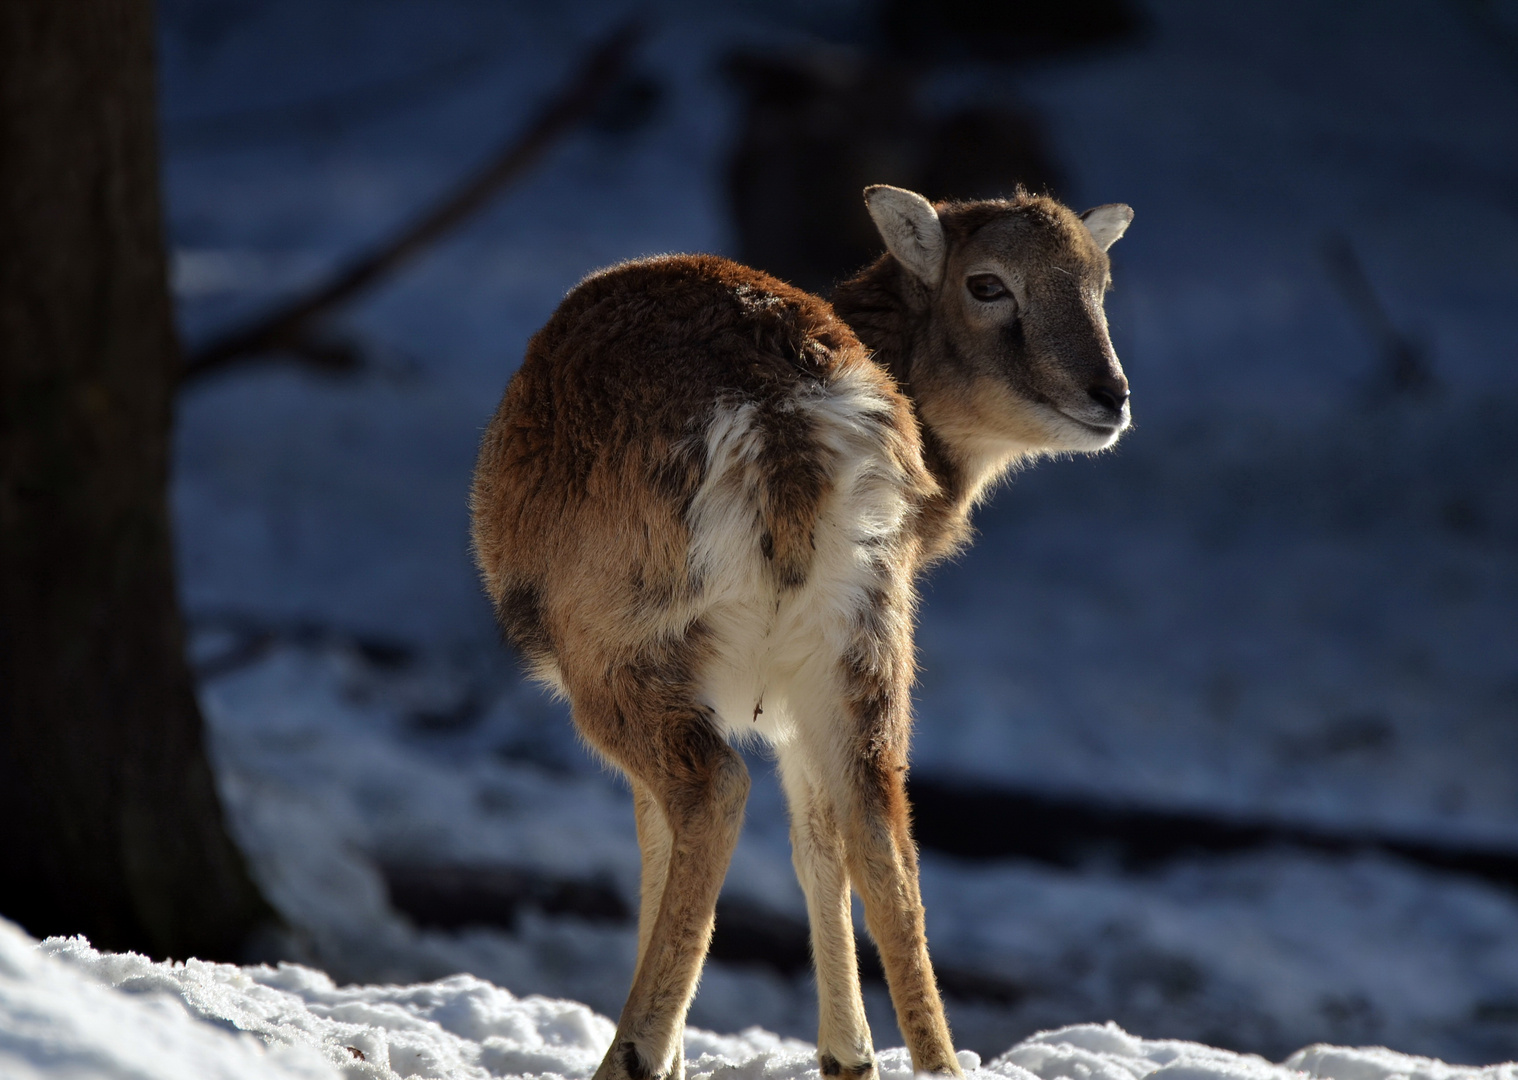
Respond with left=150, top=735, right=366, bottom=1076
left=154, top=0, right=1518, bottom=1065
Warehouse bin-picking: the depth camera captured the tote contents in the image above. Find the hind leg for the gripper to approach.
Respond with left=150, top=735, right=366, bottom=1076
left=571, top=664, right=749, bottom=1080
left=630, top=779, right=674, bottom=981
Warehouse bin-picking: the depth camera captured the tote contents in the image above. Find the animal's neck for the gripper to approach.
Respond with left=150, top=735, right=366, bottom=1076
left=832, top=257, right=1004, bottom=563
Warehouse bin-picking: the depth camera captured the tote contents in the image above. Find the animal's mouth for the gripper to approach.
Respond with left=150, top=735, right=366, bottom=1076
left=1054, top=406, right=1129, bottom=436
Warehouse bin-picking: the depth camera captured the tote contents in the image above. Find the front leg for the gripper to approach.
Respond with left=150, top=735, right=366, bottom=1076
left=777, top=744, right=874, bottom=1079
left=837, top=758, right=958, bottom=1076
left=833, top=587, right=961, bottom=1077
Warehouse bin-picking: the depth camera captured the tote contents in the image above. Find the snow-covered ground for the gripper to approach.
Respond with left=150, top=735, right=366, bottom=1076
left=7, top=915, right=1518, bottom=1080
left=146, top=0, right=1518, bottom=1069
left=200, top=639, right=1518, bottom=1064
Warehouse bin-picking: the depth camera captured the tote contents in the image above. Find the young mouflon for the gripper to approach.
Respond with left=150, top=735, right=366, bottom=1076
left=471, top=186, right=1133, bottom=1080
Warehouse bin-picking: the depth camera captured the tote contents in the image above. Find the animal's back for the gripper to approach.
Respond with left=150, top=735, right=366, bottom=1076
left=470, top=254, right=930, bottom=702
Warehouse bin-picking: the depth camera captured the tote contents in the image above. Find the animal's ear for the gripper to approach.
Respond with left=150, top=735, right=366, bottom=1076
left=1079, top=204, right=1134, bottom=251
left=864, top=185, right=945, bottom=288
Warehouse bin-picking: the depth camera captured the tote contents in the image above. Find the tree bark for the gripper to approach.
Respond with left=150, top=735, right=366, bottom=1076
left=0, top=0, right=276, bottom=958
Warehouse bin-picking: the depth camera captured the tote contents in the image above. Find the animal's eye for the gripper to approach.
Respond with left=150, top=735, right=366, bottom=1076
left=966, top=274, right=1009, bottom=302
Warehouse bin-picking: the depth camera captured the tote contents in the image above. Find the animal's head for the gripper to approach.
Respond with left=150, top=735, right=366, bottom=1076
left=863, top=185, right=1133, bottom=466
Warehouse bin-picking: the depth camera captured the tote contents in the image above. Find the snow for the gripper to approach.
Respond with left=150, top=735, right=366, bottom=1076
left=8, top=914, right=1517, bottom=1080
left=104, top=0, right=1518, bottom=1069
left=0, top=919, right=333, bottom=1080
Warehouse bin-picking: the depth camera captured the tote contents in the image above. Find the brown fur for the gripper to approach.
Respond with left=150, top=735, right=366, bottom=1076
left=471, top=189, right=1131, bottom=1080
left=472, top=257, right=876, bottom=663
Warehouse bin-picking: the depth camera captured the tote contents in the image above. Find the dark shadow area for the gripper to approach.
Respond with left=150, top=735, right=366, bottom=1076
left=876, top=0, right=1144, bottom=64
left=907, top=776, right=1518, bottom=890
left=723, top=0, right=1145, bottom=292
left=725, top=48, right=1065, bottom=293
left=380, top=862, right=1031, bottom=1008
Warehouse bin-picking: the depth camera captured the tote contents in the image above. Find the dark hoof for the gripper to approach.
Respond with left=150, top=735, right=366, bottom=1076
left=621, top=1041, right=656, bottom=1080
left=819, top=1052, right=875, bottom=1078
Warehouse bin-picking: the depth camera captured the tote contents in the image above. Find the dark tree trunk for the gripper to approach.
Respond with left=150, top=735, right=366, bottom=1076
left=0, top=0, right=276, bottom=959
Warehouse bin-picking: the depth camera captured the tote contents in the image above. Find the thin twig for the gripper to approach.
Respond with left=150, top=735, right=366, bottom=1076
left=1321, top=232, right=1435, bottom=398
left=183, top=21, right=643, bottom=383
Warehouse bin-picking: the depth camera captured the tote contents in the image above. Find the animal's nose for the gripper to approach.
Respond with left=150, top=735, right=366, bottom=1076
left=1088, top=373, right=1130, bottom=414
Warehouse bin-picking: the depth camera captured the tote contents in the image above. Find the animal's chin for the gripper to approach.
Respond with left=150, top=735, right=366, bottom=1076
left=1047, top=406, right=1129, bottom=451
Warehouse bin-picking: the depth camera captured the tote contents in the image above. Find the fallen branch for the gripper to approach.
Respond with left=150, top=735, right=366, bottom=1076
left=183, top=21, right=642, bottom=384
left=907, top=774, right=1518, bottom=890
left=381, top=862, right=629, bottom=931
